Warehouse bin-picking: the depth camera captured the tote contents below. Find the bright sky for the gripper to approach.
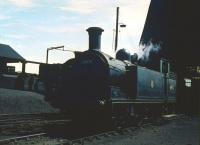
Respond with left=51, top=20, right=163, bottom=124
left=0, top=0, right=151, bottom=74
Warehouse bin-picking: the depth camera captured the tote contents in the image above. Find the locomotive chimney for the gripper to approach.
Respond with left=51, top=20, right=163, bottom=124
left=86, top=27, right=104, bottom=51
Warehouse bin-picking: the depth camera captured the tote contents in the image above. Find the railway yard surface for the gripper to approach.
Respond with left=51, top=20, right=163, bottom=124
left=0, top=115, right=199, bottom=145
left=84, top=117, right=200, bottom=145
left=0, top=88, right=199, bottom=145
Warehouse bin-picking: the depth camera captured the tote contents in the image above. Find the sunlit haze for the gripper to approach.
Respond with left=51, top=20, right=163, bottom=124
left=0, top=0, right=151, bottom=74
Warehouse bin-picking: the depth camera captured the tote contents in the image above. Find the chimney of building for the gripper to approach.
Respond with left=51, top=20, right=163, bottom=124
left=86, top=27, right=104, bottom=51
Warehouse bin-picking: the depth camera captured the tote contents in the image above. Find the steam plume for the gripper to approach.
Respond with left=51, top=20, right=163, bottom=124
left=138, top=41, right=162, bottom=62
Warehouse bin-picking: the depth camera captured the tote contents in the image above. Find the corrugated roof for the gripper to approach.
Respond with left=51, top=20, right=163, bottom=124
left=0, top=43, right=25, bottom=62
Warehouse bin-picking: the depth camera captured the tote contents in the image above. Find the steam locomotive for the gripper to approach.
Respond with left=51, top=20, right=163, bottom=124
left=39, top=27, right=176, bottom=120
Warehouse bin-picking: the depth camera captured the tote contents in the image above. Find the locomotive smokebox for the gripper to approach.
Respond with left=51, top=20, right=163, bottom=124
left=87, top=27, right=104, bottom=51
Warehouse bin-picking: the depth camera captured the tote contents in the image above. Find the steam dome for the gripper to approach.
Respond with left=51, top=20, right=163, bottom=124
left=116, top=49, right=131, bottom=61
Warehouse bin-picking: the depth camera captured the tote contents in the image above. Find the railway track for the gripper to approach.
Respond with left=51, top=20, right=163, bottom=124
left=0, top=113, right=71, bottom=135
left=0, top=113, right=66, bottom=122
left=0, top=114, right=185, bottom=145
left=0, top=133, right=46, bottom=145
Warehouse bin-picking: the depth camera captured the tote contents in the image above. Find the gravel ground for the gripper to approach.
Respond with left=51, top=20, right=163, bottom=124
left=0, top=88, right=58, bottom=114
left=85, top=117, right=200, bottom=145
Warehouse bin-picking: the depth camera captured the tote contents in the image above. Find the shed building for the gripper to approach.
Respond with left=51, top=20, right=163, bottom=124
left=0, top=43, right=25, bottom=73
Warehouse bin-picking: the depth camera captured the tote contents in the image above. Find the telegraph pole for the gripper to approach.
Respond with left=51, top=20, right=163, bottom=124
left=114, top=7, right=119, bottom=51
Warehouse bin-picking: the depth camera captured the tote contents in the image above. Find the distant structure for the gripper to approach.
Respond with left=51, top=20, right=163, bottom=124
left=0, top=43, right=25, bottom=74
left=0, top=43, right=24, bottom=89
left=0, top=43, right=45, bottom=92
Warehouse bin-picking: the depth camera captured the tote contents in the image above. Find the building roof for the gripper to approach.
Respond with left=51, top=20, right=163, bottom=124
left=0, top=43, right=25, bottom=62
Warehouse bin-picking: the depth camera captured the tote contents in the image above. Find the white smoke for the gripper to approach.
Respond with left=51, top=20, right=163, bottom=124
left=137, top=41, right=162, bottom=62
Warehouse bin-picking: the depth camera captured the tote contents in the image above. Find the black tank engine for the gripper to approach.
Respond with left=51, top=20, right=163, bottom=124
left=39, top=27, right=176, bottom=118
